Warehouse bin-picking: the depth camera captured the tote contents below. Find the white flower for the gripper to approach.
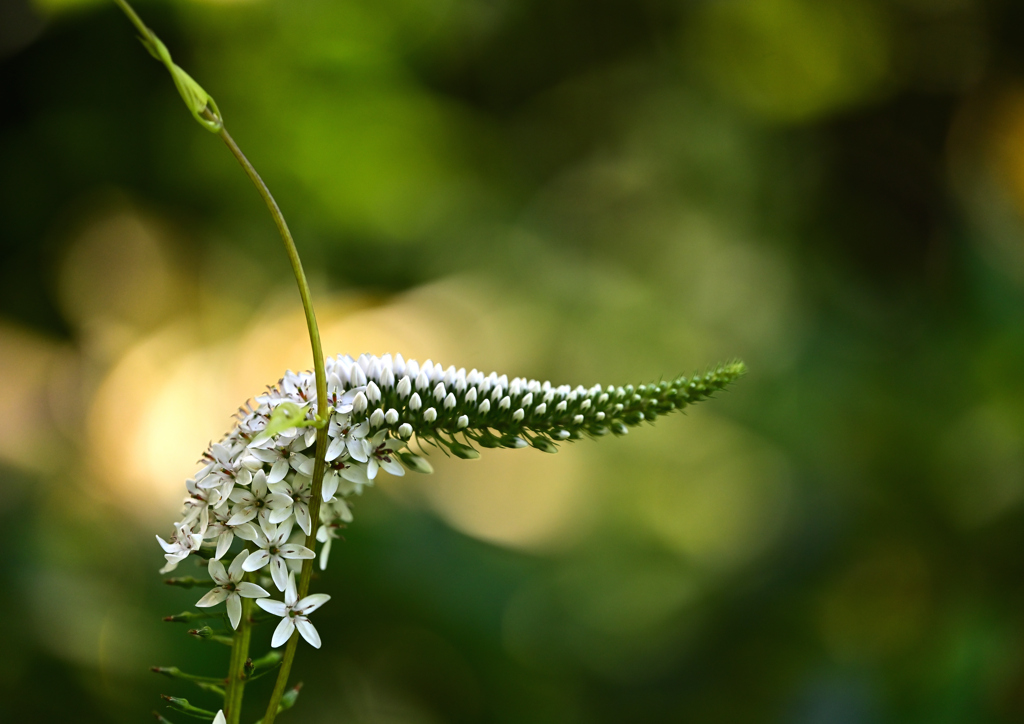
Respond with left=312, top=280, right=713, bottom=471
left=156, top=523, right=202, bottom=573
left=213, top=712, right=225, bottom=724
left=364, top=430, right=405, bottom=480
left=248, top=438, right=314, bottom=485
left=227, top=470, right=275, bottom=535
left=325, top=415, right=369, bottom=462
left=321, top=457, right=370, bottom=501
left=316, top=499, right=352, bottom=570
left=256, top=575, right=331, bottom=649
left=178, top=477, right=224, bottom=536
left=266, top=475, right=314, bottom=535
left=195, top=550, right=270, bottom=629
left=242, top=523, right=315, bottom=591
left=195, top=442, right=253, bottom=501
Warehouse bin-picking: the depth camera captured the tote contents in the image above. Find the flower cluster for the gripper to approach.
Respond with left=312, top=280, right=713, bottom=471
left=157, top=353, right=744, bottom=648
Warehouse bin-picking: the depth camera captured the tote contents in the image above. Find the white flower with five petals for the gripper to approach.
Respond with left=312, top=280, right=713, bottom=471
left=195, top=550, right=270, bottom=629
left=156, top=523, right=202, bottom=573
left=227, top=470, right=276, bottom=536
left=248, top=437, right=315, bottom=484
left=266, top=475, right=313, bottom=535
left=241, top=522, right=315, bottom=591
left=255, top=574, right=330, bottom=648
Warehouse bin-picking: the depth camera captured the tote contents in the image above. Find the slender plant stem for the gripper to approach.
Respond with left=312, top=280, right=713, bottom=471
left=217, top=128, right=330, bottom=724
left=112, top=0, right=148, bottom=37
left=112, top=3, right=330, bottom=719
left=225, top=595, right=254, bottom=724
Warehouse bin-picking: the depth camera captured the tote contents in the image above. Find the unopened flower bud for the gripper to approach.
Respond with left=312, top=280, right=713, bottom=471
left=409, top=392, right=422, bottom=411
left=534, top=403, right=546, bottom=416
left=433, top=382, right=446, bottom=402
left=398, top=423, right=413, bottom=439
left=397, top=376, right=412, bottom=398
left=512, top=408, right=524, bottom=422
left=369, top=409, right=385, bottom=427
left=385, top=408, right=399, bottom=425
left=573, top=414, right=584, bottom=425
left=352, top=391, right=368, bottom=414
left=457, top=415, right=469, bottom=428
left=366, top=381, right=381, bottom=403
left=424, top=407, right=437, bottom=423
left=444, top=393, right=456, bottom=410
left=478, top=399, right=490, bottom=414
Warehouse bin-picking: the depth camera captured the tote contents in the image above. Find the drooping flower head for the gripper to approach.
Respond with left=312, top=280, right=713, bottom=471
left=157, top=353, right=745, bottom=648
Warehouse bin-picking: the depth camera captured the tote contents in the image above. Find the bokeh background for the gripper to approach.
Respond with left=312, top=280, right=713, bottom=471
left=4, top=0, right=1024, bottom=721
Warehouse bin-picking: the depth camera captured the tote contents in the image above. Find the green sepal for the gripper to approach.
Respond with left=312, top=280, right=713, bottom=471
left=530, top=436, right=559, bottom=454
left=151, top=666, right=225, bottom=685
left=397, top=451, right=434, bottom=474
left=187, top=627, right=233, bottom=645
left=161, top=695, right=218, bottom=720
left=446, top=441, right=480, bottom=460
left=163, top=611, right=220, bottom=623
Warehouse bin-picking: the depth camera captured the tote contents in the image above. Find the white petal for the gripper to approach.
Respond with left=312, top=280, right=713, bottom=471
left=237, top=582, right=270, bottom=599
left=265, top=491, right=292, bottom=508
left=232, top=523, right=260, bottom=543
left=285, top=574, right=298, bottom=607
left=268, top=459, right=290, bottom=484
left=325, top=437, right=347, bottom=462
left=319, top=537, right=332, bottom=571
left=278, top=544, right=315, bottom=560
left=156, top=534, right=175, bottom=553
left=295, top=618, right=322, bottom=649
left=208, top=558, right=229, bottom=586
left=341, top=465, right=370, bottom=486
left=196, top=587, right=229, bottom=608
left=270, top=617, right=295, bottom=648
left=228, top=549, right=249, bottom=580
left=255, top=598, right=289, bottom=617
left=296, top=593, right=331, bottom=615
left=366, top=458, right=379, bottom=480
left=322, top=473, right=339, bottom=502
left=214, top=711, right=226, bottom=724
left=295, top=504, right=312, bottom=536
left=248, top=448, right=278, bottom=464
left=347, top=438, right=368, bottom=463
left=381, top=458, right=405, bottom=477
left=242, top=549, right=271, bottom=572
left=215, top=532, right=234, bottom=562
left=251, top=470, right=268, bottom=496
left=227, top=508, right=257, bottom=527
left=268, top=506, right=293, bottom=525
left=226, top=594, right=242, bottom=630
left=270, top=556, right=290, bottom=592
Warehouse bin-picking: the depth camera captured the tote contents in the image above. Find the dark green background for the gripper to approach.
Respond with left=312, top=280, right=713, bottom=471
left=4, top=0, right=1024, bottom=721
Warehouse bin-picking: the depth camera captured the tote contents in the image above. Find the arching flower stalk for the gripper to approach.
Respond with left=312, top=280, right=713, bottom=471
left=109, top=2, right=745, bottom=721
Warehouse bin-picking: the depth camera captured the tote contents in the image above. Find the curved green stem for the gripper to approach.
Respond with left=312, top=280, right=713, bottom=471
left=217, top=128, right=330, bottom=724
left=113, top=4, right=330, bottom=720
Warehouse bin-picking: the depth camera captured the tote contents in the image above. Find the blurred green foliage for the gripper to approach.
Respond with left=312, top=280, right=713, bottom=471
left=5, top=0, right=1024, bottom=722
